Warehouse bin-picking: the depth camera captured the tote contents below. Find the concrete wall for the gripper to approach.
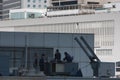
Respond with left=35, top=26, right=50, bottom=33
left=47, top=76, right=120, bottom=80
left=0, top=76, right=46, bottom=80
left=0, top=76, right=120, bottom=80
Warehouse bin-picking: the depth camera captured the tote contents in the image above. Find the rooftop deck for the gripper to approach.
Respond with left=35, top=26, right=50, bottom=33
left=0, top=76, right=119, bottom=80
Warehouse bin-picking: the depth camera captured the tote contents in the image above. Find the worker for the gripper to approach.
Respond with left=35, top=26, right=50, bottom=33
left=39, top=53, right=46, bottom=71
left=63, top=52, right=73, bottom=62
left=54, top=49, right=61, bottom=62
left=33, top=53, right=39, bottom=70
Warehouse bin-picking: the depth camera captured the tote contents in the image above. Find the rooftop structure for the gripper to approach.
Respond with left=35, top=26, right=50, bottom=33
left=79, top=0, right=120, bottom=4
left=47, top=4, right=102, bottom=11
left=50, top=0, right=120, bottom=6
left=0, top=0, right=50, bottom=20
left=1, top=0, right=120, bottom=20
left=95, top=2, right=120, bottom=13
left=46, top=4, right=102, bottom=17
left=9, top=9, right=47, bottom=20
left=51, top=0, right=78, bottom=6
left=7, top=2, right=120, bottom=19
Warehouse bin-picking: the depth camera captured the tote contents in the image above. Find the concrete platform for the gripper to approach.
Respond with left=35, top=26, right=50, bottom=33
left=47, top=76, right=120, bottom=80
left=0, top=76, right=120, bottom=80
left=0, top=76, right=46, bottom=80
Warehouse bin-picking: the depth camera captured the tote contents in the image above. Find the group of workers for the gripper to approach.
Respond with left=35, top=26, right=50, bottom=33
left=33, top=53, right=47, bottom=71
left=54, top=49, right=73, bottom=63
left=17, top=49, right=83, bottom=77
left=33, top=49, right=73, bottom=71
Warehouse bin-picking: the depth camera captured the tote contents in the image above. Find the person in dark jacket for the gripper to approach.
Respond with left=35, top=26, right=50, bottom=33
left=54, top=49, right=61, bottom=62
left=33, top=53, right=39, bottom=70
left=39, top=54, right=45, bottom=71
left=63, top=52, right=73, bottom=62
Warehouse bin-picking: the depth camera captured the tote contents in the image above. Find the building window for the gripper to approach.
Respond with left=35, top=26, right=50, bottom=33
left=44, top=0, right=47, bottom=3
left=116, top=62, right=120, bottom=67
left=108, top=2, right=111, bottom=3
left=44, top=5, right=47, bottom=8
left=96, top=49, right=112, bottom=56
left=33, top=5, right=36, bottom=8
left=116, top=68, right=120, bottom=71
left=27, top=4, right=30, bottom=8
left=87, top=2, right=99, bottom=4
left=28, top=0, right=30, bottom=2
left=28, top=14, right=35, bottom=18
left=38, top=5, right=41, bottom=8
left=113, top=5, right=116, bottom=8
left=33, top=0, right=36, bottom=3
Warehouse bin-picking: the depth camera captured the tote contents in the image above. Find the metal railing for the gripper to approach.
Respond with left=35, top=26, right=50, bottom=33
left=47, top=4, right=103, bottom=11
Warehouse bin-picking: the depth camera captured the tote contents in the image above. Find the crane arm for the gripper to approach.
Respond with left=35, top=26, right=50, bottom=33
left=74, top=36, right=100, bottom=77
left=80, top=36, right=101, bottom=62
left=74, top=37, right=93, bottom=61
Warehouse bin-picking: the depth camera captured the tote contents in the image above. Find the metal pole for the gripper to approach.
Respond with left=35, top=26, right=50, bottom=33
left=80, top=36, right=101, bottom=62
left=25, top=35, right=28, bottom=69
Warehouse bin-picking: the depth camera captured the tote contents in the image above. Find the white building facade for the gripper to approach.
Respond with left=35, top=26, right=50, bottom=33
left=21, top=0, right=51, bottom=9
left=0, top=0, right=50, bottom=20
left=0, top=12, right=120, bottom=63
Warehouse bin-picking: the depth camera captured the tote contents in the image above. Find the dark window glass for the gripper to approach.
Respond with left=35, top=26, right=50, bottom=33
left=52, top=1, right=77, bottom=6
left=116, top=68, right=120, bottom=71
left=113, top=5, right=116, bottom=8
left=44, top=0, right=47, bottom=3
left=33, top=0, right=36, bottom=3
left=87, top=2, right=99, bottom=4
left=28, top=4, right=30, bottom=7
left=33, top=5, right=36, bottom=8
left=28, top=0, right=30, bottom=2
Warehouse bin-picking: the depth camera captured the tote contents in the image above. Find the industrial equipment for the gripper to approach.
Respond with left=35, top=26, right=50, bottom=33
left=44, top=62, right=78, bottom=76
left=74, top=36, right=115, bottom=77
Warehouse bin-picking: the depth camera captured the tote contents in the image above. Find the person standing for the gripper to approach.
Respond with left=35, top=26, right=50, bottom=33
left=54, top=49, right=61, bottom=62
left=39, top=53, right=46, bottom=71
left=33, top=53, right=39, bottom=70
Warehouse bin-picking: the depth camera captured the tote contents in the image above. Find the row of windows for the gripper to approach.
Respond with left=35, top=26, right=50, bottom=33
left=96, top=49, right=112, bottom=56
left=28, top=0, right=47, bottom=3
left=27, top=4, right=47, bottom=8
